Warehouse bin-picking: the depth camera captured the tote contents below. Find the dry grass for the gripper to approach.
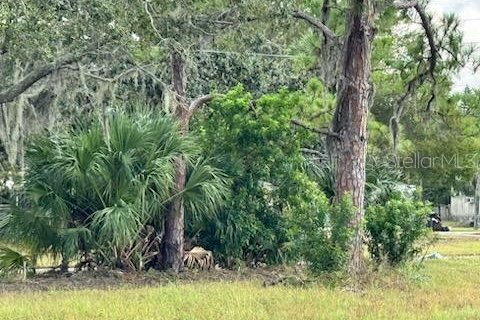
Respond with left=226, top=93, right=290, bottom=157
left=0, top=238, right=479, bottom=320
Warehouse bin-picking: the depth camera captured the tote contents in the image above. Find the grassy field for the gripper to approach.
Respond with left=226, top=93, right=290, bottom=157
left=442, top=220, right=479, bottom=232
left=433, top=238, right=480, bottom=256
left=0, top=237, right=479, bottom=320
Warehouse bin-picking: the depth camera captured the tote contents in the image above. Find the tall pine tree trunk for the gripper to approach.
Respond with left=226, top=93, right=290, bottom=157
left=160, top=50, right=188, bottom=272
left=331, top=0, right=374, bottom=277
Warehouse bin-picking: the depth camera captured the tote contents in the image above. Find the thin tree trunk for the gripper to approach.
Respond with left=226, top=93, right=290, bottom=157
left=474, top=173, right=480, bottom=230
left=60, top=255, right=69, bottom=273
left=161, top=159, right=187, bottom=271
left=160, top=50, right=188, bottom=272
left=330, top=0, right=374, bottom=279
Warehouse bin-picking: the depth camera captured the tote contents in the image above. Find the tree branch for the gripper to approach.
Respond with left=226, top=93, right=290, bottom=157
left=85, top=68, right=137, bottom=83
left=397, top=2, right=438, bottom=113
left=293, top=10, right=338, bottom=41
left=291, top=119, right=339, bottom=138
left=390, top=67, right=430, bottom=153
left=393, top=1, right=417, bottom=9
left=300, top=148, right=326, bottom=158
left=394, top=1, right=437, bottom=81
left=144, top=1, right=165, bottom=41
left=414, top=4, right=438, bottom=79
left=321, top=0, right=331, bottom=26
left=0, top=52, right=84, bottom=104
left=319, top=0, right=335, bottom=45
left=188, top=94, right=216, bottom=117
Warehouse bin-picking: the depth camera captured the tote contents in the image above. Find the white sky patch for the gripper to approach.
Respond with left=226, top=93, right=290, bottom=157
left=428, top=0, right=480, bottom=91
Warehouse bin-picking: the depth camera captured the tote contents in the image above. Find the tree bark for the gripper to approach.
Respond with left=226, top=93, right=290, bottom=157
left=330, top=0, right=374, bottom=278
left=160, top=50, right=188, bottom=272
left=0, top=53, right=82, bottom=104
left=161, top=157, right=187, bottom=272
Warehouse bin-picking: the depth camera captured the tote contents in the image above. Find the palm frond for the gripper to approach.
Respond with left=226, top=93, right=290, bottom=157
left=91, top=203, right=143, bottom=255
left=183, top=159, right=230, bottom=227
left=58, top=227, right=92, bottom=260
left=18, top=108, right=222, bottom=269
left=0, top=246, right=31, bottom=274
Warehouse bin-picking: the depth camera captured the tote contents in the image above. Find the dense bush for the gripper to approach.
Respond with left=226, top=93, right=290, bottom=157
left=365, top=195, right=431, bottom=266
left=287, top=176, right=354, bottom=273
left=191, top=87, right=321, bottom=265
left=191, top=86, right=354, bottom=272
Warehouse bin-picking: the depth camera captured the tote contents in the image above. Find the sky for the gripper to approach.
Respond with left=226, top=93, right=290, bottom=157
left=428, top=0, right=480, bottom=91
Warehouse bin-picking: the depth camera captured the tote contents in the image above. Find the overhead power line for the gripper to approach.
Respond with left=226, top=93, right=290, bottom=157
left=196, top=49, right=296, bottom=59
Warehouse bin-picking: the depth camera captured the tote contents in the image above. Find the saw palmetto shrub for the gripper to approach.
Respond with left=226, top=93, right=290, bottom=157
left=0, top=110, right=228, bottom=272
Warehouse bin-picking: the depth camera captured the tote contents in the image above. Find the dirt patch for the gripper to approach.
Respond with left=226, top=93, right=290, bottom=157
left=0, top=267, right=294, bottom=293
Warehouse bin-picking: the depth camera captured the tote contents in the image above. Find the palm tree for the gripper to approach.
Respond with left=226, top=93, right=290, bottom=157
left=0, top=110, right=228, bottom=272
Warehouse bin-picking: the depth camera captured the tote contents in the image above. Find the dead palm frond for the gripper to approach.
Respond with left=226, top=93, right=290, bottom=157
left=183, top=246, right=214, bottom=270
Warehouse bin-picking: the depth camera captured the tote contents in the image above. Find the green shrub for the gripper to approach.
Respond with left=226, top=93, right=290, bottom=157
left=192, top=86, right=356, bottom=271
left=191, top=87, right=316, bottom=265
left=365, top=194, right=431, bottom=266
left=288, top=178, right=354, bottom=273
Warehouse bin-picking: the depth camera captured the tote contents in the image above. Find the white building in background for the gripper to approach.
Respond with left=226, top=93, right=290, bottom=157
left=443, top=195, right=475, bottom=224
